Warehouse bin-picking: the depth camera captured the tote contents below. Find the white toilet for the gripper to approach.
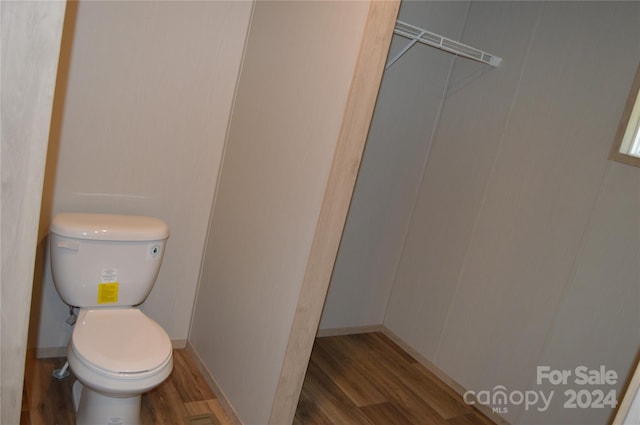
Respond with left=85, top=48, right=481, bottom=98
left=49, top=212, right=173, bottom=425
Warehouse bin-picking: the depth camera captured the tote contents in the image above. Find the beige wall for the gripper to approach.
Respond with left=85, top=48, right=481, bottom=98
left=1, top=1, right=66, bottom=424
left=33, top=1, right=252, bottom=350
left=322, top=2, right=640, bottom=424
left=188, top=2, right=373, bottom=423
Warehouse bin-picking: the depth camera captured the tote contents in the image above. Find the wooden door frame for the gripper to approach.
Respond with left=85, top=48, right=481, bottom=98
left=1, top=2, right=67, bottom=424
left=268, top=1, right=400, bottom=423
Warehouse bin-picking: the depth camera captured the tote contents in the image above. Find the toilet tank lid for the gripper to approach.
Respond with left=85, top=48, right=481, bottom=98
left=50, top=213, right=169, bottom=242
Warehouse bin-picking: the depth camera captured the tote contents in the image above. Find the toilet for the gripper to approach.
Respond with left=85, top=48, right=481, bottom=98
left=49, top=212, right=173, bottom=425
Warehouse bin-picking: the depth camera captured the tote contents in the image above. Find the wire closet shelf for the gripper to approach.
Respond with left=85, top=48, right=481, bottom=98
left=386, top=20, right=503, bottom=70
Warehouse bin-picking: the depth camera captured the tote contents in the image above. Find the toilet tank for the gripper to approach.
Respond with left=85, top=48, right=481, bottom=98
left=49, top=213, right=169, bottom=308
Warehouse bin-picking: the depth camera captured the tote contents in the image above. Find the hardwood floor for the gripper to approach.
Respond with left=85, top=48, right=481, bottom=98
left=294, top=332, right=495, bottom=425
left=21, top=334, right=495, bottom=425
left=21, top=349, right=234, bottom=425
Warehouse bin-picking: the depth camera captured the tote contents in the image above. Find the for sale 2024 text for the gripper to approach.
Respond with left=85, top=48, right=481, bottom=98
left=464, top=365, right=619, bottom=414
left=537, top=365, right=618, bottom=409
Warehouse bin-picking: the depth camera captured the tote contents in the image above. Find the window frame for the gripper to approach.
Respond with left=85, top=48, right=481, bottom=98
left=610, top=64, right=640, bottom=167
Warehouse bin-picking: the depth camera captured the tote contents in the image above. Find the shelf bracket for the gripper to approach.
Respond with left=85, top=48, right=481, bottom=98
left=386, top=20, right=502, bottom=70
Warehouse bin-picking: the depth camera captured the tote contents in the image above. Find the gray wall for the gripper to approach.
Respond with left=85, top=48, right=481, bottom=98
left=321, top=2, right=640, bottom=424
left=320, top=0, right=470, bottom=330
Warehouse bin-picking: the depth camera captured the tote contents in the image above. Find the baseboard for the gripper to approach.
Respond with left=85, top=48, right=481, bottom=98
left=315, top=324, right=383, bottom=337
left=34, top=346, right=67, bottom=359
left=171, top=338, right=187, bottom=349
left=35, top=339, right=187, bottom=359
left=186, top=341, right=243, bottom=425
left=380, top=326, right=510, bottom=425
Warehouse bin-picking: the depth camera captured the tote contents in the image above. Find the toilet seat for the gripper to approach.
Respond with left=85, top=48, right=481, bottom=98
left=71, top=308, right=172, bottom=375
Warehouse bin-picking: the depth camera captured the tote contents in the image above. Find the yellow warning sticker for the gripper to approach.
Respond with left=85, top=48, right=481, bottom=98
left=97, top=282, right=119, bottom=304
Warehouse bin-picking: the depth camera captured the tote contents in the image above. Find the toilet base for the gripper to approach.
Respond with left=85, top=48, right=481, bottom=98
left=72, top=380, right=142, bottom=425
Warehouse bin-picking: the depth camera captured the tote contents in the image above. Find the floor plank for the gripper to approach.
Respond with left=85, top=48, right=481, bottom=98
left=170, top=350, right=216, bottom=403
left=21, top=349, right=233, bottom=425
left=22, top=357, right=76, bottom=425
left=22, top=334, right=496, bottom=425
left=324, top=335, right=450, bottom=425
left=358, top=333, right=473, bottom=419
left=294, top=332, right=496, bottom=425
left=140, top=370, right=191, bottom=425
left=293, top=390, right=335, bottom=425
left=311, top=338, right=387, bottom=407
left=360, top=401, right=416, bottom=425
left=301, top=360, right=376, bottom=424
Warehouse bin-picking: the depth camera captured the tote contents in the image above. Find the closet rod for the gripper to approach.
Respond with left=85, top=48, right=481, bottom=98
left=386, top=20, right=502, bottom=70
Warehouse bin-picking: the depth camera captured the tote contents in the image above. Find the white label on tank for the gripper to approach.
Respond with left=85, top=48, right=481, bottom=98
left=101, top=269, right=118, bottom=283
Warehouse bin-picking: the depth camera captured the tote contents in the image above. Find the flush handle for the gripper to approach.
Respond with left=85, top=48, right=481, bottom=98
left=57, top=241, right=80, bottom=252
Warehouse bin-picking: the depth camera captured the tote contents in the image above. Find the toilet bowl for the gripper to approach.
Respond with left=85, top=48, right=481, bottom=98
left=67, top=309, right=173, bottom=425
left=49, top=212, right=173, bottom=425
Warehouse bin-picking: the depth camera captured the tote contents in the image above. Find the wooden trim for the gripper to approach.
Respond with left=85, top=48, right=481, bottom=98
left=316, top=324, right=383, bottom=338
left=267, top=1, right=400, bottom=424
left=34, top=347, right=67, bottom=359
left=186, top=341, right=243, bottom=425
left=611, top=366, right=640, bottom=425
left=609, top=63, right=640, bottom=167
left=171, top=339, right=187, bottom=349
left=380, top=326, right=510, bottom=425
left=610, top=351, right=640, bottom=425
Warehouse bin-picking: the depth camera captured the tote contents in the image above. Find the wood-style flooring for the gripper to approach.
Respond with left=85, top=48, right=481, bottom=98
left=21, top=333, right=495, bottom=425
left=21, top=349, right=234, bottom=425
left=294, top=332, right=495, bottom=425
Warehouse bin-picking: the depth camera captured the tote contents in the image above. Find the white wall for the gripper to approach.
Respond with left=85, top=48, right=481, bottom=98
left=188, top=2, right=372, bottom=424
left=319, top=0, right=470, bottom=330
left=322, top=2, right=640, bottom=424
left=1, top=2, right=66, bottom=423
left=32, top=1, right=253, bottom=350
